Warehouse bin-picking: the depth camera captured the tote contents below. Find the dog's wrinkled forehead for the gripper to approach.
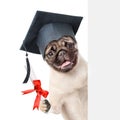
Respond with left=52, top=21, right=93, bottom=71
left=45, top=36, right=76, bottom=53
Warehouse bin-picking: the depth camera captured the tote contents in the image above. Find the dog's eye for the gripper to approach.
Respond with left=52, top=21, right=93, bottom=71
left=47, top=51, right=54, bottom=58
left=65, top=42, right=74, bottom=49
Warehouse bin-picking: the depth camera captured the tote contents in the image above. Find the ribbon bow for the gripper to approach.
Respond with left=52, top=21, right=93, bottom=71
left=22, top=80, right=49, bottom=110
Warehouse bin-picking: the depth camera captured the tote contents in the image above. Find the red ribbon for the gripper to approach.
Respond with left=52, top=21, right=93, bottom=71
left=22, top=80, right=49, bottom=110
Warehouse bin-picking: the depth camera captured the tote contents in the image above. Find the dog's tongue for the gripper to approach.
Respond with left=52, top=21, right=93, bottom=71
left=61, top=61, right=71, bottom=69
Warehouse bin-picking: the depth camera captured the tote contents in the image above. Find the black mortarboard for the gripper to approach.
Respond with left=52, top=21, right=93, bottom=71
left=20, top=11, right=83, bottom=83
left=20, top=10, right=83, bottom=57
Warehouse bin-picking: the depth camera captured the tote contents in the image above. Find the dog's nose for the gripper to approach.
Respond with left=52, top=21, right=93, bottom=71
left=58, top=50, right=66, bottom=56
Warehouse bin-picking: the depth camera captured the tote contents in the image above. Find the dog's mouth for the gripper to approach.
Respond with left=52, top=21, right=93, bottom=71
left=54, top=56, right=77, bottom=72
left=60, top=60, right=73, bottom=69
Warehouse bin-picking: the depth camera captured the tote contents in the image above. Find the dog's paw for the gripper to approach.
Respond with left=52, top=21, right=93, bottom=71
left=40, top=99, right=51, bottom=113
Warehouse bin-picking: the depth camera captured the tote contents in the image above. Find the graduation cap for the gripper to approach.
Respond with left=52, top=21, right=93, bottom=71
left=20, top=10, right=83, bottom=83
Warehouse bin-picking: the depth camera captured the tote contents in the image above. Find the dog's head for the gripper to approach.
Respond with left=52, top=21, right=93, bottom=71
left=44, top=36, right=78, bottom=72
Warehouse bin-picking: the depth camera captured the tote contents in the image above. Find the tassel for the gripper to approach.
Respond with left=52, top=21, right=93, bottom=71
left=23, top=45, right=31, bottom=83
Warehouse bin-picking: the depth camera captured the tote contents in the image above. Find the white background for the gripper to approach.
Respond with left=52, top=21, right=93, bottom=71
left=0, top=0, right=87, bottom=120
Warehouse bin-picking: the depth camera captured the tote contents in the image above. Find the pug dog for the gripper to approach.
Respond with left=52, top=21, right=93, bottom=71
left=39, top=36, right=88, bottom=120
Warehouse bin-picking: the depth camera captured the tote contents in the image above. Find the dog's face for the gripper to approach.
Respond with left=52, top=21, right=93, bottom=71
left=44, top=36, right=78, bottom=72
